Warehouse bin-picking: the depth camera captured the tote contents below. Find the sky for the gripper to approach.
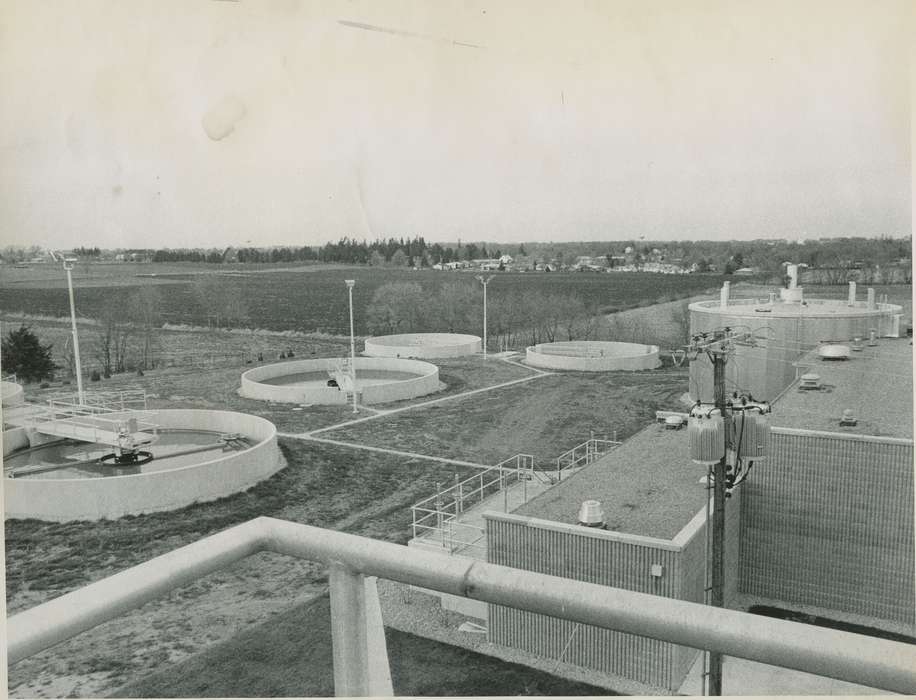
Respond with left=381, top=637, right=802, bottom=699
left=0, top=0, right=911, bottom=250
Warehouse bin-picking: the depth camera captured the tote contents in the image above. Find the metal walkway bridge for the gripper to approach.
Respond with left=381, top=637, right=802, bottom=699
left=3, top=390, right=158, bottom=449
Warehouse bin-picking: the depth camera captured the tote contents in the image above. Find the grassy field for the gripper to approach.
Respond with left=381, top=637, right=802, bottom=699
left=113, top=594, right=613, bottom=698
left=0, top=264, right=726, bottom=334
left=327, top=369, right=688, bottom=466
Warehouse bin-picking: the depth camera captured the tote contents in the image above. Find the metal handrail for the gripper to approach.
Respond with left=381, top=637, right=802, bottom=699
left=7, top=517, right=916, bottom=696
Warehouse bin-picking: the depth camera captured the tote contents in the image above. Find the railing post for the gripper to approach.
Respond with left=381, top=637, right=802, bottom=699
left=502, top=469, right=508, bottom=512
left=454, top=473, right=462, bottom=514
left=434, top=482, right=443, bottom=536
left=328, top=564, right=392, bottom=697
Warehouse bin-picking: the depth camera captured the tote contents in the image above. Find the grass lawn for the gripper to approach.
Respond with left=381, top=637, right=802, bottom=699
left=5, top=439, right=481, bottom=606
left=112, top=594, right=614, bottom=698
left=327, top=369, right=689, bottom=466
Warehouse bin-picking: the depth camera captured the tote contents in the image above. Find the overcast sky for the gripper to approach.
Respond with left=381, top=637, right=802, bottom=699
left=0, top=0, right=911, bottom=250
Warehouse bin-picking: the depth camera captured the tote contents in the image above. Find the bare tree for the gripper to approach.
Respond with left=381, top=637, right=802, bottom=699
left=127, top=286, right=162, bottom=369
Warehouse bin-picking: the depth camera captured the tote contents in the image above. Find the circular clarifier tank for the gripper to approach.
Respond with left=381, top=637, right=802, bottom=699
left=239, top=357, right=440, bottom=405
left=3, top=409, right=283, bottom=522
left=525, top=341, right=662, bottom=371
left=1, top=380, right=24, bottom=407
left=364, top=333, right=482, bottom=359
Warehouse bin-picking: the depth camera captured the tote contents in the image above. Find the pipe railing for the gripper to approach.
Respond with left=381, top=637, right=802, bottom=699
left=8, top=517, right=916, bottom=696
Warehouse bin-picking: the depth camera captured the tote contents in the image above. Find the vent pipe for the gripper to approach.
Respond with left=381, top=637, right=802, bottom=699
left=577, top=500, right=605, bottom=528
left=768, top=292, right=776, bottom=304
left=848, top=281, right=856, bottom=306
left=720, top=281, right=730, bottom=308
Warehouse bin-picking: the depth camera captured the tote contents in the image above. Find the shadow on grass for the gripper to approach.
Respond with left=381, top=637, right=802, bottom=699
left=113, top=593, right=616, bottom=698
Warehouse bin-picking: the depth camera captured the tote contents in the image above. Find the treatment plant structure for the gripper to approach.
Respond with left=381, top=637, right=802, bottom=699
left=2, top=388, right=283, bottom=522
left=406, top=275, right=913, bottom=694
left=239, top=356, right=440, bottom=405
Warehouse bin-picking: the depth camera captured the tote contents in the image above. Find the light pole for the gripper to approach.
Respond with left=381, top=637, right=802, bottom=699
left=476, top=275, right=493, bottom=359
left=63, top=256, right=85, bottom=405
left=345, top=280, right=358, bottom=413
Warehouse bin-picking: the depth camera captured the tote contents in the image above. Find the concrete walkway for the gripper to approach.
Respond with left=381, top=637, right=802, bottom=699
left=289, top=434, right=493, bottom=471
left=306, top=356, right=552, bottom=436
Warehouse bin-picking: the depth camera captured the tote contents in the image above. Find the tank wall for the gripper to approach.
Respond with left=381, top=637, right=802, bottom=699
left=688, top=301, right=903, bottom=402
left=240, top=358, right=351, bottom=404
left=1, top=381, right=24, bottom=407
left=359, top=358, right=440, bottom=404
left=2, top=427, right=30, bottom=456
left=526, top=342, right=661, bottom=371
left=3, top=410, right=284, bottom=522
left=240, top=357, right=439, bottom=405
left=364, top=334, right=481, bottom=358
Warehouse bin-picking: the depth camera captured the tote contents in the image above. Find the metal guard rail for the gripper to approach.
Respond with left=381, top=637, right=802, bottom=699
left=7, top=516, right=916, bottom=695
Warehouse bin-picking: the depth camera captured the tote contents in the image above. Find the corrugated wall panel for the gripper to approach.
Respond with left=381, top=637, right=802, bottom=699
left=487, top=517, right=683, bottom=690
left=739, top=432, right=914, bottom=626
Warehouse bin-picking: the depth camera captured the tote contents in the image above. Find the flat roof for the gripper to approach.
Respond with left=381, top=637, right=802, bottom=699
left=690, top=298, right=902, bottom=318
left=773, top=337, right=913, bottom=439
left=513, top=424, right=708, bottom=540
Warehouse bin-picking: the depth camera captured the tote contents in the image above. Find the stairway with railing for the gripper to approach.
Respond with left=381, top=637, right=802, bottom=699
left=411, top=453, right=536, bottom=556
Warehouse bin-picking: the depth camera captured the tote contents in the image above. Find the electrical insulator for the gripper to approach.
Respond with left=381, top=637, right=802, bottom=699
left=735, top=410, right=769, bottom=461
left=688, top=411, right=726, bottom=464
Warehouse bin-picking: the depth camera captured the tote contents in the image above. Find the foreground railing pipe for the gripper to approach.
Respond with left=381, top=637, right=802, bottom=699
left=9, top=517, right=916, bottom=695
left=7, top=519, right=269, bottom=664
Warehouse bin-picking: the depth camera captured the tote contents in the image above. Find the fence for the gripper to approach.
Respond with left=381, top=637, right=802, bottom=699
left=554, top=437, right=620, bottom=480
left=7, top=517, right=916, bottom=697
left=411, top=453, right=535, bottom=555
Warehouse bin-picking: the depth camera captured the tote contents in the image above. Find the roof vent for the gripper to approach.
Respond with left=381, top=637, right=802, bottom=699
left=851, top=337, right=864, bottom=351
left=577, top=500, right=605, bottom=528
left=799, top=373, right=821, bottom=390
left=867, top=328, right=878, bottom=346
left=818, top=344, right=850, bottom=361
left=839, top=409, right=857, bottom=427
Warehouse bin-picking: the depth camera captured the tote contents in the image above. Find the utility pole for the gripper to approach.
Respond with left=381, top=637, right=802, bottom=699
left=708, top=331, right=728, bottom=696
left=476, top=275, right=493, bottom=360
left=687, top=327, right=771, bottom=696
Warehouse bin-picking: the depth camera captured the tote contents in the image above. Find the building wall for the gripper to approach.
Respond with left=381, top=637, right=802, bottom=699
left=738, top=429, right=915, bottom=628
left=485, top=513, right=686, bottom=691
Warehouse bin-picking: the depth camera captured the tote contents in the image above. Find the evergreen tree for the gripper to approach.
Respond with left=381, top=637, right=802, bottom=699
left=2, top=325, right=56, bottom=382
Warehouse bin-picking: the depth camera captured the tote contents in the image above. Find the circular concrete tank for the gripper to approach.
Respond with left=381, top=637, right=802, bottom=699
left=3, top=409, right=283, bottom=522
left=687, top=288, right=904, bottom=403
left=525, top=341, right=662, bottom=371
left=239, top=357, right=440, bottom=405
left=364, top=333, right=482, bottom=359
left=1, top=380, right=24, bottom=408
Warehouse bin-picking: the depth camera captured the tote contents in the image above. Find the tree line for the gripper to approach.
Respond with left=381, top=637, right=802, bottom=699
left=366, top=281, right=598, bottom=350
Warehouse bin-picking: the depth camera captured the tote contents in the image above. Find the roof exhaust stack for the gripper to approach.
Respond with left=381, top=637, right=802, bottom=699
left=577, top=500, right=606, bottom=529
